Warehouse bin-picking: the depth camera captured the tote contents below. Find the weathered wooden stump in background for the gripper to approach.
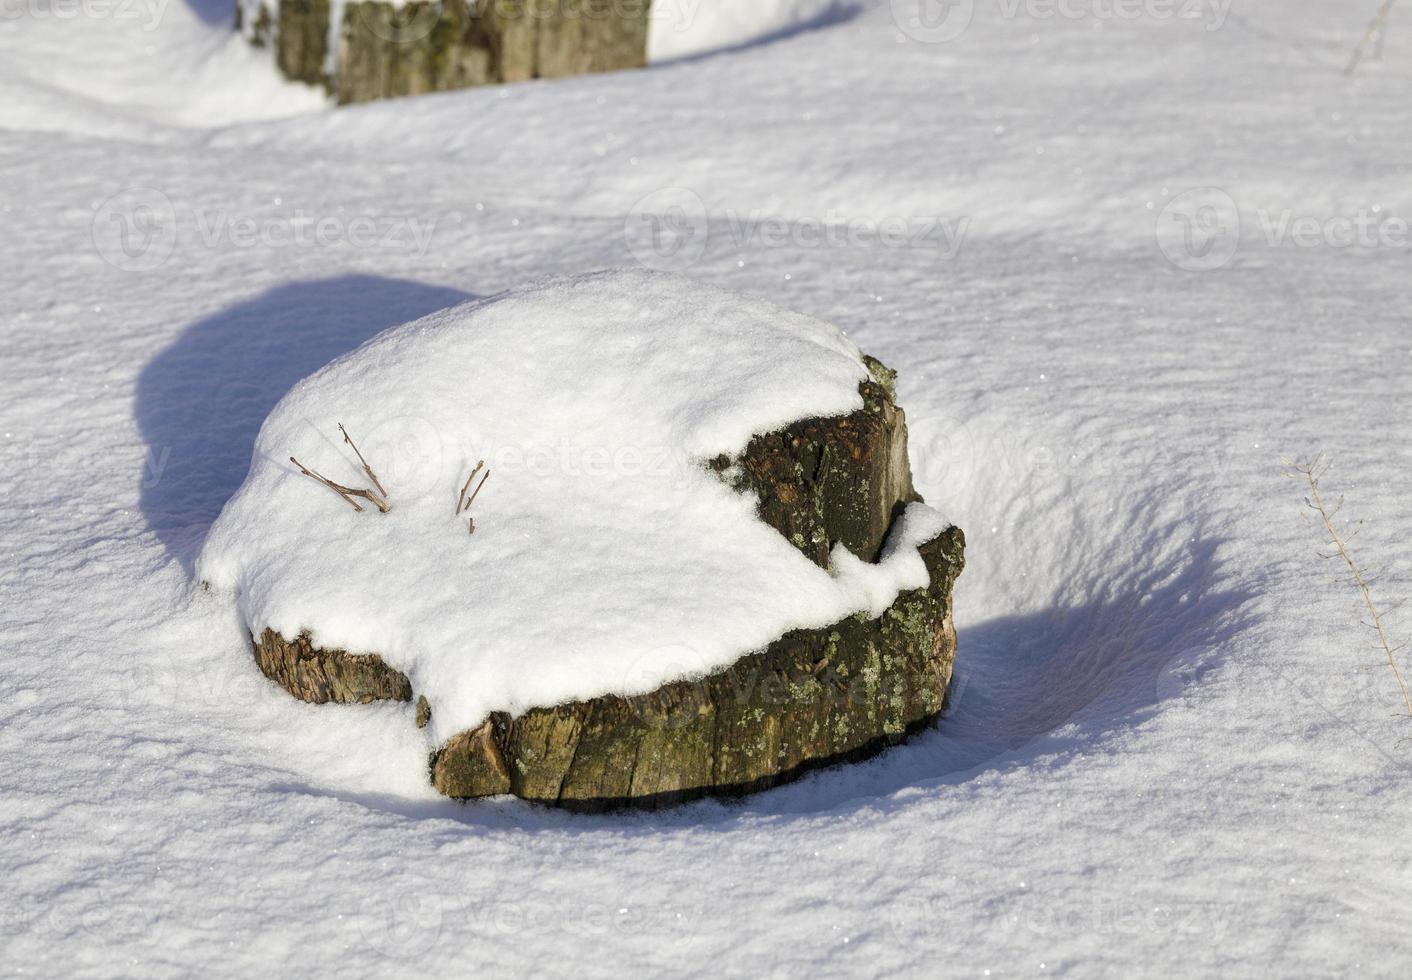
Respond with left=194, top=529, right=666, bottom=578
left=248, top=358, right=965, bottom=808
left=238, top=0, right=651, bottom=105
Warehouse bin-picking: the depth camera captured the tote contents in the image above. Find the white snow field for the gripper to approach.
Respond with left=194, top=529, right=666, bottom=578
left=1, top=0, right=1410, bottom=976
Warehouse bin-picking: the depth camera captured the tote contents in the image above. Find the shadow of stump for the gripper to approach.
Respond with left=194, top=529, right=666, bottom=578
left=135, top=274, right=472, bottom=570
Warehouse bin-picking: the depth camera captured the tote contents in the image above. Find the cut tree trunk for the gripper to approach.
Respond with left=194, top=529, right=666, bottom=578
left=431, top=527, right=963, bottom=810
left=245, top=357, right=966, bottom=807
left=237, top=0, right=651, bottom=105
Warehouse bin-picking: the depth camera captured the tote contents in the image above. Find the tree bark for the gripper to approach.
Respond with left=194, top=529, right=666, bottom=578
left=243, top=0, right=651, bottom=105
left=431, top=527, right=963, bottom=809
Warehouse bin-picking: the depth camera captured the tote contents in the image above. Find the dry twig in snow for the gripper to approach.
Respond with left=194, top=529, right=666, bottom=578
left=289, top=423, right=390, bottom=514
left=290, top=456, right=389, bottom=514
left=1288, top=456, right=1412, bottom=720
left=463, top=463, right=491, bottom=519
left=1346, top=0, right=1398, bottom=75
left=340, top=423, right=389, bottom=501
left=456, top=461, right=490, bottom=535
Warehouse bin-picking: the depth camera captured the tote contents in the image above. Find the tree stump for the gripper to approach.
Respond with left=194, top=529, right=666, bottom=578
left=238, top=0, right=651, bottom=105
left=247, top=357, right=966, bottom=808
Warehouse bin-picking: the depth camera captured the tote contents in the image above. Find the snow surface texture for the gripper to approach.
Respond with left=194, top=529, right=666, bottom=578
left=3, top=0, right=1411, bottom=977
left=198, top=270, right=950, bottom=743
left=648, top=0, right=861, bottom=61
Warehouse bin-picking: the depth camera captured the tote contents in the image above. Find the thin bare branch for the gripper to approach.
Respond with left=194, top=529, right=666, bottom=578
left=456, top=460, right=485, bottom=515
left=339, top=423, right=389, bottom=501
left=1290, top=457, right=1412, bottom=720
left=465, top=469, right=490, bottom=514
left=291, top=457, right=365, bottom=513
left=1347, top=0, right=1398, bottom=75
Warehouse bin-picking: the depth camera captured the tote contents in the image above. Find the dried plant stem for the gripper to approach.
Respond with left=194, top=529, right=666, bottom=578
left=1291, top=457, right=1412, bottom=720
left=456, top=463, right=490, bottom=535
left=1346, top=0, right=1397, bottom=75
left=290, top=457, right=389, bottom=514
left=456, top=460, right=485, bottom=515
left=464, top=470, right=490, bottom=513
left=339, top=423, right=389, bottom=501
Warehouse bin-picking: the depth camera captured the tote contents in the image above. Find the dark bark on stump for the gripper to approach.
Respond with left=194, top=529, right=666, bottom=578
left=430, top=527, right=963, bottom=809
left=253, top=628, right=412, bottom=703
left=713, top=356, right=918, bottom=568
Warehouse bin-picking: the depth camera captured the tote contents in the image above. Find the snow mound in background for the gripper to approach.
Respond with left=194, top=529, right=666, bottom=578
left=198, top=270, right=951, bottom=743
left=0, top=0, right=326, bottom=136
left=649, top=0, right=860, bottom=62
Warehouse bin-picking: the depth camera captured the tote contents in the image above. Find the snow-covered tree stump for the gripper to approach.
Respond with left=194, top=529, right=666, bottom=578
left=238, top=0, right=651, bottom=105
left=244, top=358, right=964, bottom=809
left=200, top=272, right=966, bottom=810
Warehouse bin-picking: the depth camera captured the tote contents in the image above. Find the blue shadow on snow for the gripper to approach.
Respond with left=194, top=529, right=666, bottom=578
left=134, top=275, right=473, bottom=570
